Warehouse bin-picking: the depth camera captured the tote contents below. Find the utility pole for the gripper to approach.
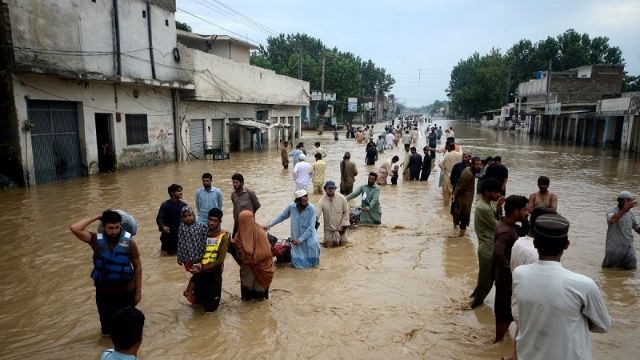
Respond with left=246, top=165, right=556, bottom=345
left=374, top=84, right=379, bottom=124
left=504, top=67, right=511, bottom=105
left=321, top=55, right=325, bottom=101
left=298, top=47, right=303, bottom=79
left=319, top=54, right=325, bottom=134
left=545, top=58, right=552, bottom=138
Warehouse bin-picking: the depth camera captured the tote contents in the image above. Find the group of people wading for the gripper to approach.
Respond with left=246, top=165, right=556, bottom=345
left=70, top=117, right=638, bottom=360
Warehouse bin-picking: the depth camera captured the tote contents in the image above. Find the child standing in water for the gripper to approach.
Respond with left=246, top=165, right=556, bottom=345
left=176, top=206, right=208, bottom=303
left=390, top=164, right=399, bottom=185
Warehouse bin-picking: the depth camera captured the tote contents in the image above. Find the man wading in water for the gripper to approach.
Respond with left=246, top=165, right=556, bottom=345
left=346, top=172, right=382, bottom=225
left=493, top=195, right=529, bottom=342
left=528, top=175, right=558, bottom=212
left=70, top=210, right=142, bottom=336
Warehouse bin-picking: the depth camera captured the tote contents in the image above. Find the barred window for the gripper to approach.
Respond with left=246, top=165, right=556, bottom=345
left=125, top=114, right=148, bottom=145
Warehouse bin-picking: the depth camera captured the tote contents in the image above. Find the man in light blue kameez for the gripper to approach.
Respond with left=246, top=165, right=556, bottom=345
left=266, top=189, right=320, bottom=269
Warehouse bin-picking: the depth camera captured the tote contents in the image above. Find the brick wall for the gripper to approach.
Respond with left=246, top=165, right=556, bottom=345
left=551, top=65, right=623, bottom=104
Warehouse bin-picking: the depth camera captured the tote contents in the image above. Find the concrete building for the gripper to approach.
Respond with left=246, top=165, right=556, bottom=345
left=0, top=0, right=193, bottom=186
left=175, top=30, right=309, bottom=156
left=597, top=92, right=640, bottom=153
left=517, top=64, right=625, bottom=147
left=0, top=1, right=310, bottom=187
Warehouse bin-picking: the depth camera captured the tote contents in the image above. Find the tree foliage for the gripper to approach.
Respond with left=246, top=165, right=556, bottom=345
left=250, top=33, right=394, bottom=104
left=175, top=21, right=192, bottom=32
left=410, top=100, right=449, bottom=116
left=623, top=74, right=640, bottom=92
left=447, top=29, right=626, bottom=117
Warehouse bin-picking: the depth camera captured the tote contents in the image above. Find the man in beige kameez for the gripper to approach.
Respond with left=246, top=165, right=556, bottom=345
left=340, top=152, right=358, bottom=195
left=438, top=143, right=462, bottom=206
left=316, top=181, right=350, bottom=247
left=402, top=144, right=411, bottom=181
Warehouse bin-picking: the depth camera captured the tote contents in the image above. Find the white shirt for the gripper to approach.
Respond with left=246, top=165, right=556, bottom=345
left=293, top=161, right=312, bottom=188
left=385, top=132, right=394, bottom=146
left=510, top=235, right=538, bottom=322
left=513, top=261, right=611, bottom=360
left=510, top=236, right=538, bottom=273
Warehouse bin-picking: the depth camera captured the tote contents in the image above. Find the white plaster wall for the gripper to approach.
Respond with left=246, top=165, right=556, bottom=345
left=176, top=100, right=302, bottom=156
left=229, top=42, right=250, bottom=64
left=183, top=48, right=310, bottom=106
left=13, top=74, right=176, bottom=185
left=621, top=116, right=631, bottom=151
left=8, top=0, right=180, bottom=82
left=518, top=78, right=547, bottom=97
left=118, top=0, right=179, bottom=81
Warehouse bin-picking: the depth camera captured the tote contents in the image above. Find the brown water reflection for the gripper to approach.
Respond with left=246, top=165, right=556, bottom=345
left=0, top=120, right=638, bottom=359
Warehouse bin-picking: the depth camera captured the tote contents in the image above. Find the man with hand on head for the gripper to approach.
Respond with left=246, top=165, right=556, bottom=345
left=602, top=191, right=640, bottom=269
left=70, top=210, right=142, bottom=337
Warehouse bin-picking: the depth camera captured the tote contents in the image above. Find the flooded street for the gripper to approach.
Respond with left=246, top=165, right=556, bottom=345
left=1, top=120, right=639, bottom=359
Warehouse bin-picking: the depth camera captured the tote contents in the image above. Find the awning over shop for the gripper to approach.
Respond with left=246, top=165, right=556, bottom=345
left=230, top=119, right=272, bottom=133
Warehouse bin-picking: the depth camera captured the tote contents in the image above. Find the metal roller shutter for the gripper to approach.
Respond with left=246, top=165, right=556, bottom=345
left=190, top=119, right=205, bottom=158
left=211, top=119, right=224, bottom=151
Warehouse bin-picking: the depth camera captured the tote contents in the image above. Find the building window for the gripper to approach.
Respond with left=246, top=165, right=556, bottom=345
left=125, top=114, right=148, bottom=145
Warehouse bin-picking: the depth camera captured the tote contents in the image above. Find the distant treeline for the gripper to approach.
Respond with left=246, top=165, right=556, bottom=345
left=250, top=33, right=395, bottom=105
left=446, top=29, right=639, bottom=117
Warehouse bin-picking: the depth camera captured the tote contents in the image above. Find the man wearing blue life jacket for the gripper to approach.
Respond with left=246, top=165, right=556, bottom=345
left=70, top=210, right=142, bottom=337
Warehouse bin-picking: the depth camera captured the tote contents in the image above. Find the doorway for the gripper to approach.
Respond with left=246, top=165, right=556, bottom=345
left=28, top=100, right=83, bottom=183
left=95, top=113, right=115, bottom=172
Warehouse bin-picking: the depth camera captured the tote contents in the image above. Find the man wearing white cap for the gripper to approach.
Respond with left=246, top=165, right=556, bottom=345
left=265, top=189, right=320, bottom=269
left=602, top=191, right=640, bottom=269
left=292, top=153, right=312, bottom=191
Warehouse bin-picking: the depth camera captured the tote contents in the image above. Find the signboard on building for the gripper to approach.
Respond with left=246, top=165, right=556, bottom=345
left=599, top=97, right=631, bottom=116
left=545, top=102, right=561, bottom=115
left=311, top=91, right=336, bottom=101
left=364, top=102, right=373, bottom=111
left=347, top=97, right=358, bottom=112
left=500, top=105, right=510, bottom=119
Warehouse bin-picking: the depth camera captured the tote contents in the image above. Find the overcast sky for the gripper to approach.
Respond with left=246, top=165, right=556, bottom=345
left=176, top=0, right=640, bottom=107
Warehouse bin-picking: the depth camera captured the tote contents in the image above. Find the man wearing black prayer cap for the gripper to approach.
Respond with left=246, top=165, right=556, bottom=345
left=512, top=214, right=611, bottom=360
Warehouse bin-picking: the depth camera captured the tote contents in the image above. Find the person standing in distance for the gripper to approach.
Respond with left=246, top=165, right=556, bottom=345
left=340, top=152, right=358, bottom=196
left=230, top=173, right=261, bottom=237
left=195, top=172, right=223, bottom=225
left=156, top=184, right=187, bottom=255
left=602, top=191, right=640, bottom=269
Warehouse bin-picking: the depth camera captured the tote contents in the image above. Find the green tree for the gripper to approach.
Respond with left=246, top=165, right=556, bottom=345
left=447, top=49, right=507, bottom=117
left=448, top=29, right=626, bottom=117
left=175, top=21, right=192, bottom=32
left=623, top=74, right=640, bottom=92
left=250, top=33, right=394, bottom=104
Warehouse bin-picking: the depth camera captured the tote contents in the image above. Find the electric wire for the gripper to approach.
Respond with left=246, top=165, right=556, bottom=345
left=208, top=0, right=279, bottom=35
left=194, top=0, right=278, bottom=37
left=176, top=7, right=262, bottom=46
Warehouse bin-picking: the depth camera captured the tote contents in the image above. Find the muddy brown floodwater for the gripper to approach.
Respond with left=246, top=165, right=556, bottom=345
left=0, top=120, right=639, bottom=359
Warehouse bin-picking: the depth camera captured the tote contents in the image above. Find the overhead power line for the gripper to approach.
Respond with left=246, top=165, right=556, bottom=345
left=176, top=7, right=262, bottom=46
left=195, top=0, right=278, bottom=37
